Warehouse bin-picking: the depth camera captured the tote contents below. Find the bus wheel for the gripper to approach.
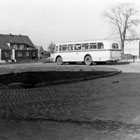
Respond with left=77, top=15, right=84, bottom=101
left=84, top=55, right=92, bottom=65
left=56, top=56, right=63, bottom=65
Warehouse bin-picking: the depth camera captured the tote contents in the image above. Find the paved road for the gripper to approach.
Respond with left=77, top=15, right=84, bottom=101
left=0, top=61, right=140, bottom=73
left=97, top=61, right=140, bottom=73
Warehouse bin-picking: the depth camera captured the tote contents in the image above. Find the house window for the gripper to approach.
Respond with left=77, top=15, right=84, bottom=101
left=19, top=45, right=24, bottom=50
left=27, top=47, right=33, bottom=50
left=26, top=52, right=29, bottom=56
left=5, top=52, right=9, bottom=57
left=33, top=52, right=36, bottom=56
left=13, top=44, right=18, bottom=50
left=17, top=52, right=22, bottom=57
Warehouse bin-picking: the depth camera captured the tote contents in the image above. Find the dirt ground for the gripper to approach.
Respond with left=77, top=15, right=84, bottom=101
left=1, top=73, right=140, bottom=139
left=1, top=63, right=140, bottom=139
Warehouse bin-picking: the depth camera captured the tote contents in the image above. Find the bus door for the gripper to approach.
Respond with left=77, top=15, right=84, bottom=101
left=74, top=44, right=82, bottom=61
left=66, top=44, right=77, bottom=61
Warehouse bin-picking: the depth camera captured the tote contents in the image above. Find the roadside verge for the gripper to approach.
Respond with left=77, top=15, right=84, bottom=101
left=0, top=69, right=122, bottom=89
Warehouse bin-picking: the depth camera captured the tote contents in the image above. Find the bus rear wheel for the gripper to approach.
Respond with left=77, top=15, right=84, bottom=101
left=56, top=56, right=63, bottom=65
left=84, top=55, right=92, bottom=65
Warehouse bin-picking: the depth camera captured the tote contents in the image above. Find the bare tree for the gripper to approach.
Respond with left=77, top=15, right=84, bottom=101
left=102, top=3, right=140, bottom=53
left=48, top=42, right=56, bottom=53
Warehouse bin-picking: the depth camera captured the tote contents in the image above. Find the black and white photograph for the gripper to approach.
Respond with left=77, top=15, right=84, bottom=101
left=0, top=0, right=140, bottom=139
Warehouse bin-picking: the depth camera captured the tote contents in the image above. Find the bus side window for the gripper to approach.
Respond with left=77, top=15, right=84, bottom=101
left=90, top=43, right=97, bottom=49
left=82, top=46, right=85, bottom=50
left=68, top=44, right=74, bottom=51
left=62, top=45, right=68, bottom=51
left=82, top=43, right=89, bottom=50
left=98, top=43, right=104, bottom=49
left=59, top=45, right=62, bottom=51
left=75, top=44, right=81, bottom=50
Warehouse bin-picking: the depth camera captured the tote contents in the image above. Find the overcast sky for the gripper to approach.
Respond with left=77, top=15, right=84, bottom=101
left=0, top=0, right=139, bottom=49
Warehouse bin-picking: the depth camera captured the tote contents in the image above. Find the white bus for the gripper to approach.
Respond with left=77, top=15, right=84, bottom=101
left=51, top=40, right=121, bottom=65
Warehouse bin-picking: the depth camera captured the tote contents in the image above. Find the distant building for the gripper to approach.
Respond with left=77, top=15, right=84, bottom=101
left=124, top=39, right=140, bottom=57
left=35, top=46, right=45, bottom=59
left=36, top=45, right=50, bottom=59
left=0, top=34, right=38, bottom=62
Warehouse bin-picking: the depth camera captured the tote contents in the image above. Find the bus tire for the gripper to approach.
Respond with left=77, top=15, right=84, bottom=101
left=56, top=56, right=63, bottom=65
left=84, top=55, right=92, bottom=65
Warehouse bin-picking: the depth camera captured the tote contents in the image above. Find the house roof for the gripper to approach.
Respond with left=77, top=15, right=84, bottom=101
left=0, top=34, right=35, bottom=49
left=0, top=41, right=11, bottom=50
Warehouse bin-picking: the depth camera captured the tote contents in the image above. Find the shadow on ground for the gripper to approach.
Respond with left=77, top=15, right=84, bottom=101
left=0, top=71, right=115, bottom=88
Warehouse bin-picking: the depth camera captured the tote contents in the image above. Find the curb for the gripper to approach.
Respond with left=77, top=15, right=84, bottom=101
left=34, top=70, right=121, bottom=87
left=6, top=70, right=122, bottom=89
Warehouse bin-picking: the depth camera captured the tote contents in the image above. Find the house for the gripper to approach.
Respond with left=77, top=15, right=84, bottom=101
left=0, top=34, right=38, bottom=62
left=124, top=39, right=140, bottom=58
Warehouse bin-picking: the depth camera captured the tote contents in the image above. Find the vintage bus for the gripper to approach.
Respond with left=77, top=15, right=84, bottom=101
left=51, top=40, right=121, bottom=65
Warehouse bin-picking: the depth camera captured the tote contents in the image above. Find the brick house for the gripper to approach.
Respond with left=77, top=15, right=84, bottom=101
left=0, top=34, right=38, bottom=62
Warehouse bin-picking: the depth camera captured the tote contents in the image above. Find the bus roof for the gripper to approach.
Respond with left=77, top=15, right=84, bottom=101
left=56, top=39, right=119, bottom=45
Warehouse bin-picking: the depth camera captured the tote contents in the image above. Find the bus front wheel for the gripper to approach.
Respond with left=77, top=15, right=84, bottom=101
left=56, top=56, right=63, bottom=65
left=84, top=55, right=92, bottom=65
